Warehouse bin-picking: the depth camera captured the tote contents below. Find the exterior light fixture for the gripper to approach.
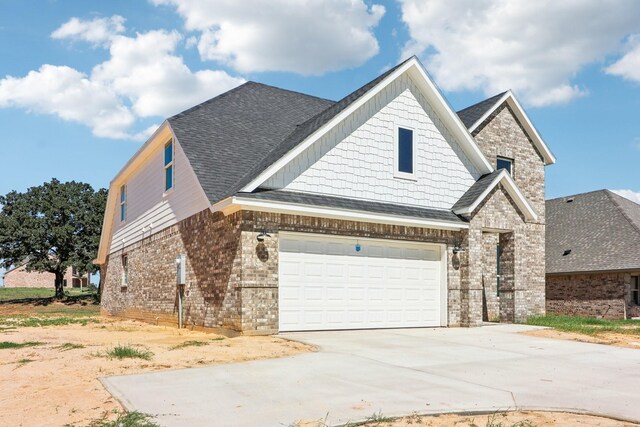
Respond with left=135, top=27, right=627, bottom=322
left=452, top=241, right=465, bottom=255
left=256, top=228, right=271, bottom=242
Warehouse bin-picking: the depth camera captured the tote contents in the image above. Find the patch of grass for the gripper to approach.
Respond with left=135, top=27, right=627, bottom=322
left=83, top=411, right=160, bottom=427
left=106, top=345, right=153, bottom=360
left=0, top=340, right=44, bottom=349
left=365, top=410, right=392, bottom=423
left=526, top=315, right=640, bottom=337
left=57, top=342, right=85, bottom=351
left=170, top=337, right=225, bottom=350
left=0, top=315, right=100, bottom=328
left=16, top=358, right=34, bottom=366
left=0, top=287, right=96, bottom=301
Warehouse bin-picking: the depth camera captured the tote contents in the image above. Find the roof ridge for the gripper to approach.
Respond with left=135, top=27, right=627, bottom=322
left=168, top=81, right=253, bottom=120
left=169, top=81, right=336, bottom=122
left=605, top=190, right=640, bottom=237
left=546, top=189, right=609, bottom=202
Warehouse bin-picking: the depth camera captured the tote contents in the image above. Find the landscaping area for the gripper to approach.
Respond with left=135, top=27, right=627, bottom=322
left=347, top=410, right=638, bottom=426
left=525, top=315, right=640, bottom=348
left=0, top=286, right=96, bottom=301
left=0, top=293, right=312, bottom=427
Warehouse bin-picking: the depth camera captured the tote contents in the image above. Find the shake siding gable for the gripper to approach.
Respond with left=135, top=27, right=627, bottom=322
left=263, top=74, right=481, bottom=210
left=109, top=137, right=210, bottom=254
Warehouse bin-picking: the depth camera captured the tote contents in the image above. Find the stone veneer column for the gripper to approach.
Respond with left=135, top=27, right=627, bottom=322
left=463, top=227, right=485, bottom=326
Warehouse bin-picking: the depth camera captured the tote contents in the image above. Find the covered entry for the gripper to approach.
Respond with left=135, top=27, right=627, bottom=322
left=278, top=233, right=447, bottom=331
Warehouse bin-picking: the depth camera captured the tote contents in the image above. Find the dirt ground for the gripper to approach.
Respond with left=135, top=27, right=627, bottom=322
left=348, top=410, right=639, bottom=426
left=525, top=328, right=640, bottom=349
left=0, top=310, right=312, bottom=427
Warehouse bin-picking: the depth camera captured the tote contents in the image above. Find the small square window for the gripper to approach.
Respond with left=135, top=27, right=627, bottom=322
left=632, top=276, right=639, bottom=305
left=497, top=157, right=513, bottom=175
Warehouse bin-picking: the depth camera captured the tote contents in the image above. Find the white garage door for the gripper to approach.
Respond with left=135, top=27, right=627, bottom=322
left=278, top=233, right=446, bottom=332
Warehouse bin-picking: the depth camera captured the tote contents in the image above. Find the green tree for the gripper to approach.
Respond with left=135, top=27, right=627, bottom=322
left=0, top=179, right=107, bottom=299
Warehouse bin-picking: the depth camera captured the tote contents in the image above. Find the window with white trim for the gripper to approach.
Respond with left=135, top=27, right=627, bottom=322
left=497, top=157, right=513, bottom=175
left=164, top=140, right=174, bottom=192
left=632, top=276, right=639, bottom=305
left=395, top=126, right=415, bottom=179
left=122, top=255, right=129, bottom=287
left=119, top=184, right=127, bottom=222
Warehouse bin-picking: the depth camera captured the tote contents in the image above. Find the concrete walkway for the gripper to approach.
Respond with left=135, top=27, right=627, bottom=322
left=102, top=325, right=640, bottom=427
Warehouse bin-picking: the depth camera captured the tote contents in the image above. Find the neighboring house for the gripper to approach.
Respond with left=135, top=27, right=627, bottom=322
left=3, top=264, right=89, bottom=289
left=97, top=57, right=555, bottom=334
left=546, top=190, right=640, bottom=319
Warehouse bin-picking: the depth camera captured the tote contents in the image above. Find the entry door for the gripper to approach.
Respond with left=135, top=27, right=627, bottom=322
left=278, top=233, right=445, bottom=331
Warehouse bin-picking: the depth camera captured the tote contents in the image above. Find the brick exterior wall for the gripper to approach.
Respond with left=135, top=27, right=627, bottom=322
left=468, top=104, right=547, bottom=324
left=101, top=208, right=470, bottom=332
left=3, top=265, right=80, bottom=288
left=546, top=272, right=640, bottom=319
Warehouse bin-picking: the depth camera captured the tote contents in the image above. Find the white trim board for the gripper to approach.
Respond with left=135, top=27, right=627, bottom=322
left=467, top=90, right=556, bottom=165
left=211, top=196, right=469, bottom=231
left=241, top=57, right=494, bottom=193
left=452, top=170, right=538, bottom=221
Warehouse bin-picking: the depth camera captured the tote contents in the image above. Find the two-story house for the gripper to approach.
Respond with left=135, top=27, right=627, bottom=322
left=96, top=57, right=555, bottom=334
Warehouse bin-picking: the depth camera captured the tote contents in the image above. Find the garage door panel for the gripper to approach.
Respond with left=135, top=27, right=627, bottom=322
left=279, top=234, right=444, bottom=331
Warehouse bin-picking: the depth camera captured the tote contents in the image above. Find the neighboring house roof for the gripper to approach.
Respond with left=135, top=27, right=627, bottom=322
left=168, top=82, right=335, bottom=204
left=456, top=90, right=556, bottom=165
left=451, top=169, right=538, bottom=221
left=546, top=190, right=640, bottom=274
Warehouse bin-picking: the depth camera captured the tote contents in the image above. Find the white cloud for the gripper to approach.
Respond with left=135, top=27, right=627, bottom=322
left=0, top=65, right=135, bottom=139
left=399, top=0, right=640, bottom=106
left=612, top=189, right=640, bottom=204
left=51, top=15, right=125, bottom=45
left=151, top=0, right=385, bottom=74
left=605, top=35, right=640, bottom=82
left=0, top=18, right=244, bottom=140
left=93, top=30, right=244, bottom=118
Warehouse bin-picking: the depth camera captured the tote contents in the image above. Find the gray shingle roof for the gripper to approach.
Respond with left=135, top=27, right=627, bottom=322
left=168, top=58, right=413, bottom=205
left=168, top=82, right=335, bottom=204
left=546, top=190, right=640, bottom=274
left=238, top=190, right=467, bottom=224
left=451, top=170, right=502, bottom=213
left=456, top=91, right=507, bottom=129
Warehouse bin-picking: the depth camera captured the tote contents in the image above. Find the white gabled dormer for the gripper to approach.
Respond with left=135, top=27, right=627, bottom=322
left=260, top=58, right=491, bottom=210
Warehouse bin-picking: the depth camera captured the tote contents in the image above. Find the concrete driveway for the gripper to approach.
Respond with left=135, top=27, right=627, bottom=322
left=102, top=324, right=640, bottom=427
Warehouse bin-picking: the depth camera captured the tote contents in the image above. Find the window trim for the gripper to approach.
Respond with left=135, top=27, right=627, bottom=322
left=632, top=276, right=639, bottom=305
left=164, top=140, right=174, bottom=194
left=119, top=184, right=127, bottom=222
left=496, top=156, right=513, bottom=176
left=393, top=124, right=417, bottom=180
left=122, top=255, right=129, bottom=287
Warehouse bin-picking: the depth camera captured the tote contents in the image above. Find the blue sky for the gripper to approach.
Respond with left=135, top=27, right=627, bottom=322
left=1, top=1, right=640, bottom=281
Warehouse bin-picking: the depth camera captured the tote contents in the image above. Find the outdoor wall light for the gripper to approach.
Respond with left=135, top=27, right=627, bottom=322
left=256, top=228, right=271, bottom=242
left=452, top=243, right=466, bottom=255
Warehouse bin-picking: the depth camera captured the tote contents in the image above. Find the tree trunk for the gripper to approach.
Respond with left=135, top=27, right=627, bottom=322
left=54, top=270, right=65, bottom=299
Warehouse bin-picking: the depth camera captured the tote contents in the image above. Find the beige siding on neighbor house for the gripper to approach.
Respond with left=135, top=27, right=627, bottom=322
left=264, top=74, right=481, bottom=210
left=109, top=138, right=210, bottom=254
